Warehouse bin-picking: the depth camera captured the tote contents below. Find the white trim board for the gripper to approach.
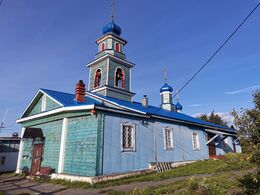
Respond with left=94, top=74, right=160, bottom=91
left=17, top=105, right=94, bottom=123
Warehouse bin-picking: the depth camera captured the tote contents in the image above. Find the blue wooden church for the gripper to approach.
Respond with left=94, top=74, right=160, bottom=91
left=16, top=19, right=241, bottom=182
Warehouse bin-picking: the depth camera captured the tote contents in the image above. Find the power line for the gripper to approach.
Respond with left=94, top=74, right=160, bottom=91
left=172, top=2, right=260, bottom=100
left=154, top=2, right=260, bottom=113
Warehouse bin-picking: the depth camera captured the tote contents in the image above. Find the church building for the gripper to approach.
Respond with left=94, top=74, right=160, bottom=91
left=15, top=18, right=241, bottom=182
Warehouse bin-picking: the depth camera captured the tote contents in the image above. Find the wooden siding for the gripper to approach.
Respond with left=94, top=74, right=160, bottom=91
left=20, top=119, right=63, bottom=172
left=28, top=95, right=60, bottom=116
left=102, top=113, right=209, bottom=175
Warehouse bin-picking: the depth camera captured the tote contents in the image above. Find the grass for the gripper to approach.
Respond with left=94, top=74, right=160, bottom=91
left=44, top=153, right=254, bottom=190
left=0, top=172, right=16, bottom=178
left=108, top=170, right=250, bottom=195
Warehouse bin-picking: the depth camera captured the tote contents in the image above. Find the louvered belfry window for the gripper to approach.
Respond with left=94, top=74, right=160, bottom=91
left=121, top=124, right=135, bottom=151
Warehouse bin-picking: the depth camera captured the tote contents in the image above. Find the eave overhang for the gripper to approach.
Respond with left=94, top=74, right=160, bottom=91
left=16, top=105, right=95, bottom=123
left=150, top=114, right=237, bottom=134
left=86, top=54, right=135, bottom=68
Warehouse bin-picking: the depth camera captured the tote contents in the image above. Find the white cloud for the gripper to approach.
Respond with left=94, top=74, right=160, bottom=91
left=186, top=104, right=203, bottom=107
left=193, top=112, right=234, bottom=127
left=224, top=85, right=260, bottom=95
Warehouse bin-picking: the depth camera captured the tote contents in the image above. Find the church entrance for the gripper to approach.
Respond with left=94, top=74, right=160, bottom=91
left=207, top=133, right=216, bottom=156
left=31, top=143, right=43, bottom=175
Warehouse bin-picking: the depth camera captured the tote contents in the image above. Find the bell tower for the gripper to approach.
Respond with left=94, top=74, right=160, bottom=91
left=86, top=1, right=135, bottom=101
left=86, top=20, right=135, bottom=101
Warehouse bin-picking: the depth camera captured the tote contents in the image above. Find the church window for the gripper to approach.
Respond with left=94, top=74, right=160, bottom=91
left=192, top=131, right=200, bottom=150
left=115, top=42, right=120, bottom=52
left=121, top=124, right=135, bottom=152
left=115, top=68, right=125, bottom=88
left=101, top=42, right=106, bottom=52
left=41, top=95, right=47, bottom=112
left=164, top=127, right=173, bottom=150
left=94, top=69, right=101, bottom=88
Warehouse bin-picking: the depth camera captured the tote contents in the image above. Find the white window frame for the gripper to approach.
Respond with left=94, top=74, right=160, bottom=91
left=163, top=127, right=174, bottom=150
left=121, top=123, right=136, bottom=152
left=41, top=95, right=47, bottom=112
left=192, top=131, right=200, bottom=150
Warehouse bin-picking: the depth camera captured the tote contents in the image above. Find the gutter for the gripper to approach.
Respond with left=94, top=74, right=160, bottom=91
left=150, top=114, right=236, bottom=134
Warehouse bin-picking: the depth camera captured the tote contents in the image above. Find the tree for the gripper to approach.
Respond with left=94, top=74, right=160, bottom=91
left=233, top=90, right=260, bottom=195
left=232, top=90, right=260, bottom=149
left=197, top=111, right=228, bottom=127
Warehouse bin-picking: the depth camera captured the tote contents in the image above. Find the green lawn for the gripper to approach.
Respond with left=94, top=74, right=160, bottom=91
left=48, top=153, right=255, bottom=191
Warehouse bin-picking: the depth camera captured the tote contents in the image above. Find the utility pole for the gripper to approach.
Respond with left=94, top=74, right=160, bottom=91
left=0, top=108, right=9, bottom=134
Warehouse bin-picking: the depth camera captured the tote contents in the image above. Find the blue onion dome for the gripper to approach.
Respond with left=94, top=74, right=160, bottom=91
left=102, top=21, right=122, bottom=36
left=160, top=83, right=173, bottom=93
left=175, top=102, right=183, bottom=111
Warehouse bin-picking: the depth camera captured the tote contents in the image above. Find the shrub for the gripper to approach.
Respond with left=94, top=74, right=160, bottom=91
left=238, top=170, right=260, bottom=195
left=197, top=177, right=225, bottom=195
left=187, top=175, right=198, bottom=193
left=217, top=153, right=252, bottom=171
left=250, top=144, right=260, bottom=166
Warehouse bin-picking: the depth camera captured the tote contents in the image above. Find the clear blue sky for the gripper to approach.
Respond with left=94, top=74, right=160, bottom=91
left=0, top=0, right=260, bottom=136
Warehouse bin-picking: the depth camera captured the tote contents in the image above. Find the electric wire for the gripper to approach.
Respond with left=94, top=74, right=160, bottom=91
left=173, top=2, right=260, bottom=99
left=156, top=2, right=260, bottom=111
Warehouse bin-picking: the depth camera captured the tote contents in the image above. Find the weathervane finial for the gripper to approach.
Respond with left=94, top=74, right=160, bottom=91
left=111, top=0, right=115, bottom=21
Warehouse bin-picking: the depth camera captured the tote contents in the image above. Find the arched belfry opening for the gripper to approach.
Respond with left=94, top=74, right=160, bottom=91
left=94, top=69, right=101, bottom=88
left=115, top=68, right=124, bottom=88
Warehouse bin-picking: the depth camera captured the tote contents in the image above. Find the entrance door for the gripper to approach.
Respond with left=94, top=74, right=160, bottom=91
left=207, top=133, right=216, bottom=156
left=31, top=143, right=43, bottom=175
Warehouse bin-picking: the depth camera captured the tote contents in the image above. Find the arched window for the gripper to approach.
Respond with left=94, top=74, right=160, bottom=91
left=115, top=42, right=120, bottom=52
left=101, top=42, right=106, bottom=52
left=94, top=69, right=101, bottom=88
left=115, top=68, right=124, bottom=88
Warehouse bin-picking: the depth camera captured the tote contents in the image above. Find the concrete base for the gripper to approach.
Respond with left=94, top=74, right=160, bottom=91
left=51, top=169, right=151, bottom=184
left=51, top=173, right=93, bottom=184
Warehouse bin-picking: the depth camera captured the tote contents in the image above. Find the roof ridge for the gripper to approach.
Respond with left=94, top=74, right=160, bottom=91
left=40, top=88, right=74, bottom=96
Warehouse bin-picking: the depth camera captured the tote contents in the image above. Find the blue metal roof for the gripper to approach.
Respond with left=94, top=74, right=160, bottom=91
left=40, top=88, right=234, bottom=133
left=40, top=88, right=102, bottom=107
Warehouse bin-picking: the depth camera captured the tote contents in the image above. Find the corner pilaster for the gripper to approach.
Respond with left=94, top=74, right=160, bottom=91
left=58, top=118, right=68, bottom=173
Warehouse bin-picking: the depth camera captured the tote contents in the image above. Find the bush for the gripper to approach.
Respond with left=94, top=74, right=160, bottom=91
left=238, top=170, right=260, bottom=195
left=187, top=176, right=199, bottom=193
left=217, top=153, right=253, bottom=171
left=250, top=144, right=260, bottom=166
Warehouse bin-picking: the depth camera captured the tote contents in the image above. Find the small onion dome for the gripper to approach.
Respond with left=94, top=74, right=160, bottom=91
left=175, top=102, right=183, bottom=111
left=160, top=83, right=173, bottom=93
left=102, top=21, right=122, bottom=36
